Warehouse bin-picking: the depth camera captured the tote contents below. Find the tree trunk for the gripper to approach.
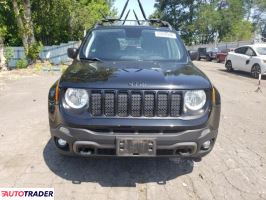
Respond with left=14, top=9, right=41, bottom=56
left=0, top=36, right=5, bottom=69
left=12, top=0, right=29, bottom=53
left=23, top=0, right=35, bottom=45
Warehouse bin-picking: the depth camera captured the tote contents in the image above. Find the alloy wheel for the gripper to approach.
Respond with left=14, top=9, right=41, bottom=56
left=251, top=65, right=261, bottom=79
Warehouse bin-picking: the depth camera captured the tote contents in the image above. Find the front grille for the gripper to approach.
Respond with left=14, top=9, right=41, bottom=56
left=90, top=90, right=182, bottom=118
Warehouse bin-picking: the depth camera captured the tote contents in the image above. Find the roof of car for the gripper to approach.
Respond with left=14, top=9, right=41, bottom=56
left=241, top=43, right=266, bottom=48
left=93, top=25, right=175, bottom=32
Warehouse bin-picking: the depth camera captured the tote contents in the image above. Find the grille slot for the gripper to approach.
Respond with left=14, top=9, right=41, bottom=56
left=104, top=93, right=115, bottom=116
left=157, top=93, right=168, bottom=117
left=91, top=93, right=102, bottom=116
left=131, top=93, right=142, bottom=117
left=170, top=93, right=181, bottom=117
left=89, top=90, right=182, bottom=118
left=144, top=93, right=155, bottom=117
left=117, top=93, right=128, bottom=117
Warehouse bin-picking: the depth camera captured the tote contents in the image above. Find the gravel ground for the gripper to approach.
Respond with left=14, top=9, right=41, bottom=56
left=0, top=61, right=266, bottom=200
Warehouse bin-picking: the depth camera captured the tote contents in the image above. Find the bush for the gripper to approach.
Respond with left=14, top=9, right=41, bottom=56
left=34, top=62, right=42, bottom=72
left=4, top=47, right=14, bottom=67
left=16, top=59, right=28, bottom=69
left=27, top=41, right=43, bottom=63
left=60, top=65, right=68, bottom=73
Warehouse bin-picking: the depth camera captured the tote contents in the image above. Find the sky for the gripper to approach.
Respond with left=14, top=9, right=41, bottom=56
left=113, top=0, right=156, bottom=20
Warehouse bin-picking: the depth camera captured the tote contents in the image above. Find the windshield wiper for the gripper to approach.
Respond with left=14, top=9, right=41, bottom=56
left=81, top=57, right=103, bottom=62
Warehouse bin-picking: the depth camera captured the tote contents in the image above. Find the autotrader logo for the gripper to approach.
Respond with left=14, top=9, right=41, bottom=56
left=0, top=188, right=54, bottom=199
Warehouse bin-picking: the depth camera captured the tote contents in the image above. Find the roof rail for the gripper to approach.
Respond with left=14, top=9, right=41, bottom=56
left=95, top=19, right=173, bottom=30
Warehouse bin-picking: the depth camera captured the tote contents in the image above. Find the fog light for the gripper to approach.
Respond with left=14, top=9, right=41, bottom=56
left=58, top=138, right=67, bottom=147
left=202, top=140, right=211, bottom=150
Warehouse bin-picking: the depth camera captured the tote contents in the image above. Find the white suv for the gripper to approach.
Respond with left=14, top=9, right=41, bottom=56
left=225, top=44, right=266, bottom=78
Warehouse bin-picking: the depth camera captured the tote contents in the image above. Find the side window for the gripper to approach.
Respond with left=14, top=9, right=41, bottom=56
left=245, top=48, right=256, bottom=56
left=235, top=47, right=247, bottom=54
left=234, top=48, right=242, bottom=54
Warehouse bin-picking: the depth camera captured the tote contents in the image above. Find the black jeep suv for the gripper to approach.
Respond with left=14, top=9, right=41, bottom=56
left=197, top=47, right=219, bottom=61
left=48, top=17, right=221, bottom=159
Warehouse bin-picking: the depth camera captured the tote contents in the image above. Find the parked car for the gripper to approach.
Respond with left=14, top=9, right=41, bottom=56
left=48, top=1, right=221, bottom=159
left=188, top=50, right=198, bottom=61
left=225, top=44, right=266, bottom=78
left=216, top=48, right=234, bottom=63
left=197, top=47, right=218, bottom=61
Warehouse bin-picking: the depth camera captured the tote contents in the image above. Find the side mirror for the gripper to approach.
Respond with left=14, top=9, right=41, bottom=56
left=67, top=48, right=78, bottom=59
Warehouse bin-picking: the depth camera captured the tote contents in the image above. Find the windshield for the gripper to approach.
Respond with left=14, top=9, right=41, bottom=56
left=80, top=28, right=186, bottom=62
left=256, top=47, right=266, bottom=55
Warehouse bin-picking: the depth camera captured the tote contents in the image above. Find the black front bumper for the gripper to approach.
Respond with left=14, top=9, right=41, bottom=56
left=49, top=103, right=220, bottom=158
left=51, top=125, right=218, bottom=158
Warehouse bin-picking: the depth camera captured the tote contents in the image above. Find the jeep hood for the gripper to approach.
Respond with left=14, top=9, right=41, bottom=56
left=59, top=60, right=211, bottom=90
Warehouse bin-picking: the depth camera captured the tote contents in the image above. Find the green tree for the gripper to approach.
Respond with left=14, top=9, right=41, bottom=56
left=154, top=0, right=205, bottom=45
left=0, top=0, right=115, bottom=47
left=253, top=0, right=266, bottom=35
left=69, top=0, right=112, bottom=42
left=12, top=0, right=36, bottom=53
left=193, top=3, right=221, bottom=44
left=153, top=0, right=254, bottom=44
left=0, top=1, right=8, bottom=68
left=31, top=0, right=115, bottom=45
left=0, top=1, right=21, bottom=46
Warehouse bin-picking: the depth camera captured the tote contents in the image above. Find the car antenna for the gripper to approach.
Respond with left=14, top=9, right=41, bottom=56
left=119, top=0, right=130, bottom=20
left=137, top=0, right=147, bottom=20
left=133, top=9, right=140, bottom=25
left=123, top=10, right=131, bottom=25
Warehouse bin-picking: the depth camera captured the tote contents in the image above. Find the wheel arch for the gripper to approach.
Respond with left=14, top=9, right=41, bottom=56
left=252, top=63, right=260, bottom=68
left=225, top=59, right=232, bottom=66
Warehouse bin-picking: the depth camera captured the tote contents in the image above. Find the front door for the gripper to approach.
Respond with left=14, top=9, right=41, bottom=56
left=233, top=47, right=248, bottom=70
left=241, top=47, right=256, bottom=72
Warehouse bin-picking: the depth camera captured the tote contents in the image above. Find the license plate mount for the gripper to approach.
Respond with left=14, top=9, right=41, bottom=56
left=116, top=138, right=156, bottom=156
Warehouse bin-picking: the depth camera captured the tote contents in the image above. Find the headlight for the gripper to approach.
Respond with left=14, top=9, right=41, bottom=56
left=65, top=88, right=88, bottom=109
left=184, top=90, right=206, bottom=111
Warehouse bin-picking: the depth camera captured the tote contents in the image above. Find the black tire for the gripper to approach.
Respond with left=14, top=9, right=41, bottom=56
left=251, top=64, right=261, bottom=79
left=225, top=60, right=233, bottom=72
left=206, top=56, right=211, bottom=61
